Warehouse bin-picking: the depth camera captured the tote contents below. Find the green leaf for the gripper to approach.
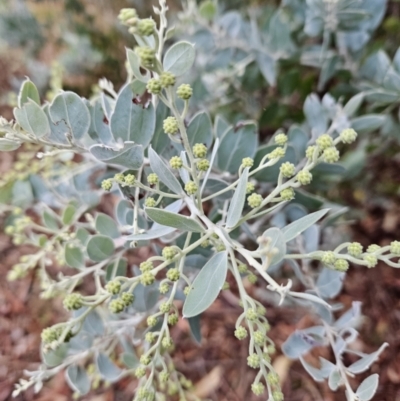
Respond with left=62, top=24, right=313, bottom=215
left=364, top=89, right=400, bottom=105
left=179, top=151, right=190, bottom=184
left=110, top=82, right=155, bottom=147
left=356, top=374, right=379, bottom=401
left=65, top=245, right=84, bottom=269
left=42, top=209, right=60, bottom=230
left=187, top=111, right=213, bottom=147
left=126, top=48, right=150, bottom=82
left=259, top=227, right=286, bottom=266
left=293, top=189, right=324, bottom=211
left=299, top=357, right=325, bottom=382
left=282, top=209, right=329, bottom=242
left=226, top=168, right=248, bottom=228
left=183, top=252, right=228, bottom=318
left=106, top=258, right=127, bottom=282
left=18, top=78, right=40, bottom=107
left=116, top=199, right=134, bottom=226
left=96, top=353, right=122, bottom=382
left=199, top=0, right=217, bottom=19
left=344, top=92, right=364, bottom=117
left=66, top=365, right=91, bottom=395
left=90, top=142, right=144, bottom=170
left=62, top=204, right=76, bottom=225
left=87, top=235, right=115, bottom=262
left=328, top=369, right=341, bottom=391
left=255, top=51, right=277, bottom=86
left=288, top=125, right=308, bottom=162
left=89, top=100, right=113, bottom=145
left=188, top=315, right=202, bottom=344
left=303, top=94, right=328, bottom=135
left=163, top=41, right=195, bottom=76
left=214, top=115, right=230, bottom=140
left=0, top=138, right=21, bottom=151
left=81, top=310, right=105, bottom=336
left=146, top=208, right=204, bottom=233
left=316, top=268, right=345, bottom=299
left=148, top=147, right=183, bottom=194
left=348, top=344, right=388, bottom=374
left=43, top=103, right=69, bottom=145
left=49, top=92, right=90, bottom=140
left=95, top=213, right=120, bottom=239
left=12, top=181, right=33, bottom=209
left=126, top=226, right=176, bottom=241
left=76, top=227, right=90, bottom=245
left=351, top=114, right=386, bottom=133
left=152, top=101, right=169, bottom=154
left=202, top=177, right=232, bottom=200
left=14, top=100, right=50, bottom=138
left=122, top=353, right=139, bottom=369
left=41, top=344, right=67, bottom=367
left=217, top=122, right=258, bottom=174
left=282, top=328, right=323, bottom=359
left=132, top=282, right=159, bottom=312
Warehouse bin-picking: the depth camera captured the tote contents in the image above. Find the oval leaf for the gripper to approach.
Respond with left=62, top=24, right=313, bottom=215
left=14, top=100, right=50, bottom=138
left=90, top=100, right=113, bottom=145
left=0, top=138, right=21, bottom=151
left=282, top=331, right=316, bottom=359
left=95, top=213, right=120, bottom=239
left=66, top=365, right=91, bottom=395
left=183, top=252, right=228, bottom=318
left=126, top=226, right=176, bottom=241
left=49, top=92, right=90, bottom=140
left=351, top=115, right=386, bottom=134
left=18, top=78, right=40, bottom=107
left=110, top=82, right=155, bottom=147
left=259, top=227, right=286, bottom=266
left=87, top=235, right=115, bottom=262
left=328, top=369, right=341, bottom=391
left=217, top=122, right=258, bottom=174
left=96, top=353, right=122, bottom=382
left=126, top=48, right=149, bottom=82
left=282, top=209, right=329, bottom=242
left=188, top=315, right=202, bottom=344
left=148, top=147, right=183, bottom=194
left=226, top=168, right=249, bottom=228
left=146, top=208, right=204, bottom=233
left=299, top=356, right=325, bottom=382
left=106, top=258, right=127, bottom=282
left=90, top=142, right=143, bottom=170
left=316, top=268, right=345, bottom=299
left=348, top=343, right=388, bottom=374
left=187, top=111, right=213, bottom=147
left=163, top=41, right=195, bottom=76
left=65, top=246, right=84, bottom=269
left=356, top=374, right=379, bottom=401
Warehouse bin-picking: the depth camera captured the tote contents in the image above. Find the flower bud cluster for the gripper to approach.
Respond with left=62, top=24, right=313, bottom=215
left=163, top=117, right=179, bottom=135
left=147, top=173, right=159, bottom=185
left=177, top=84, right=193, bottom=100
left=135, top=47, right=156, bottom=69
left=112, top=173, right=136, bottom=188
left=248, top=193, right=263, bottom=208
left=185, top=181, right=198, bottom=195
left=63, top=293, right=83, bottom=311
left=280, top=162, right=295, bottom=178
left=241, top=157, right=254, bottom=168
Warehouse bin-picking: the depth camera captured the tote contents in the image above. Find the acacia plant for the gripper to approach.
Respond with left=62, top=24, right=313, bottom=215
left=1, top=1, right=399, bottom=400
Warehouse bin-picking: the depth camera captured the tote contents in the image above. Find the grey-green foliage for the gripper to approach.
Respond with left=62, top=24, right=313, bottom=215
left=0, top=1, right=397, bottom=401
